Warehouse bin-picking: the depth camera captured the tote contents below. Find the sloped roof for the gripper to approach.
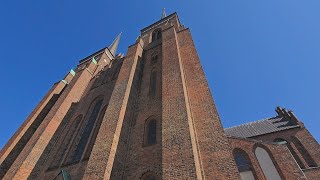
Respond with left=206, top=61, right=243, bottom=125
left=224, top=116, right=300, bottom=138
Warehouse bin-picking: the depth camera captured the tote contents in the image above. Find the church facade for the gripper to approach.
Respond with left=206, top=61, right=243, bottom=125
left=0, top=12, right=319, bottom=180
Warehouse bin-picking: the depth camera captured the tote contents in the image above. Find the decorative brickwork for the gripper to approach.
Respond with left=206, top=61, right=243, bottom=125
left=1, top=12, right=319, bottom=180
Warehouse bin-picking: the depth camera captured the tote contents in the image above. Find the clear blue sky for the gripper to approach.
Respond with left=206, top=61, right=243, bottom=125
left=0, top=0, right=319, bottom=149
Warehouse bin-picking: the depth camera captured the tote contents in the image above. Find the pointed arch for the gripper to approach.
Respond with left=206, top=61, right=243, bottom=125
left=273, top=138, right=305, bottom=169
left=83, top=104, right=108, bottom=160
left=49, top=114, right=84, bottom=169
left=254, top=146, right=282, bottom=180
left=233, top=148, right=257, bottom=180
left=291, top=136, right=317, bottom=167
left=144, top=117, right=157, bottom=146
left=64, top=96, right=104, bottom=164
left=151, top=28, right=162, bottom=42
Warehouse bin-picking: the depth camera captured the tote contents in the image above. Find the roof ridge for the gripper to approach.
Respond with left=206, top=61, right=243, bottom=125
left=224, top=116, right=278, bottom=130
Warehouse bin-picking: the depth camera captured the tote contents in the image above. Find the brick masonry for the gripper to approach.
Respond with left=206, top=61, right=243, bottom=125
left=0, top=12, right=319, bottom=180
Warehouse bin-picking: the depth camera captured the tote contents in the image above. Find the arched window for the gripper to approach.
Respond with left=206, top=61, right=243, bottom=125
left=71, top=99, right=103, bottom=162
left=145, top=119, right=157, bottom=145
left=233, top=149, right=256, bottom=180
left=274, top=138, right=305, bottom=169
left=83, top=104, right=108, bottom=160
left=149, top=70, right=157, bottom=97
left=49, top=115, right=84, bottom=169
left=255, top=147, right=281, bottom=180
left=151, top=52, right=158, bottom=65
left=291, top=136, right=317, bottom=167
left=152, top=29, right=162, bottom=42
left=141, top=171, right=157, bottom=180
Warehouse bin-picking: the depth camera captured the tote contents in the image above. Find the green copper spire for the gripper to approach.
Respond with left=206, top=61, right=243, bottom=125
left=108, top=32, right=122, bottom=57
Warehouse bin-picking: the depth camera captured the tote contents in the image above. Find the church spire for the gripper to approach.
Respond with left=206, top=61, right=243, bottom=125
left=161, top=8, right=167, bottom=19
left=108, top=32, right=122, bottom=56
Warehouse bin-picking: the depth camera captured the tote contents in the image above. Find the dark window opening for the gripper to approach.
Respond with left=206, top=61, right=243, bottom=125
left=152, top=29, right=162, bottom=42
left=71, top=99, right=103, bottom=162
left=234, top=151, right=252, bottom=172
left=149, top=71, right=157, bottom=97
left=147, top=119, right=157, bottom=145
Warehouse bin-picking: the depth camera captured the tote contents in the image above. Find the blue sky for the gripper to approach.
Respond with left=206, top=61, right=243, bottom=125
left=0, top=0, right=319, bottom=149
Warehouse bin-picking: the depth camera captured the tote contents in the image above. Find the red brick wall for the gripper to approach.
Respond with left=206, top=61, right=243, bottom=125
left=228, top=136, right=307, bottom=179
left=248, top=127, right=320, bottom=169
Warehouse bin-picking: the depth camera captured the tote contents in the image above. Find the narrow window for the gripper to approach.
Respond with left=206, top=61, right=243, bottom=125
left=233, top=149, right=256, bottom=180
left=255, top=147, right=281, bottom=180
left=151, top=52, right=158, bottom=65
left=145, top=119, right=157, bottom=145
left=83, top=105, right=108, bottom=160
left=291, top=136, right=317, bottom=167
left=71, top=99, right=103, bottom=162
left=157, top=30, right=162, bottom=40
left=49, top=115, right=83, bottom=169
left=274, top=138, right=305, bottom=169
left=149, top=70, right=157, bottom=97
left=152, top=29, right=162, bottom=42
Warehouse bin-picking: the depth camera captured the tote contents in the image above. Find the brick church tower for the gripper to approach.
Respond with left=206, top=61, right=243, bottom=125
left=0, top=12, right=240, bottom=179
left=1, top=11, right=320, bottom=180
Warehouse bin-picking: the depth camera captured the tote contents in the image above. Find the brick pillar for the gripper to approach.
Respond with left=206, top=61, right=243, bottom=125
left=4, top=61, right=97, bottom=180
left=83, top=39, right=144, bottom=180
left=176, top=28, right=240, bottom=179
left=0, top=76, right=68, bottom=179
left=161, top=25, right=199, bottom=179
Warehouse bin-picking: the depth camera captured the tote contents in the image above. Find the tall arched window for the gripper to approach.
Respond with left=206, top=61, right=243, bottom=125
left=255, top=147, right=281, bottom=180
left=49, top=115, right=84, bottom=169
left=291, top=136, right=317, bottom=167
left=83, top=104, right=108, bottom=160
left=141, top=171, right=157, bottom=180
left=233, top=149, right=256, bottom=180
left=71, top=99, right=103, bottom=162
left=149, top=70, right=157, bottom=97
left=274, top=138, right=305, bottom=169
left=152, top=29, right=162, bottom=42
left=145, top=119, right=157, bottom=146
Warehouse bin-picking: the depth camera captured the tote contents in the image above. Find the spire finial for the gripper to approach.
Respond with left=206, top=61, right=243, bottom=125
left=108, top=32, right=122, bottom=56
left=161, top=8, right=167, bottom=19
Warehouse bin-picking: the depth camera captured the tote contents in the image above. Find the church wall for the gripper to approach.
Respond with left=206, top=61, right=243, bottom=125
left=177, top=28, right=240, bottom=179
left=30, top=59, right=122, bottom=179
left=228, top=136, right=307, bottom=179
left=248, top=127, right=320, bottom=169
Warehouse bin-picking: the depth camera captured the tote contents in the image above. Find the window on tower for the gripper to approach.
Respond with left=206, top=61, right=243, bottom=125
left=149, top=69, right=157, bottom=97
left=144, top=118, right=157, bottom=146
left=151, top=52, right=158, bottom=65
left=152, top=29, right=162, bottom=42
